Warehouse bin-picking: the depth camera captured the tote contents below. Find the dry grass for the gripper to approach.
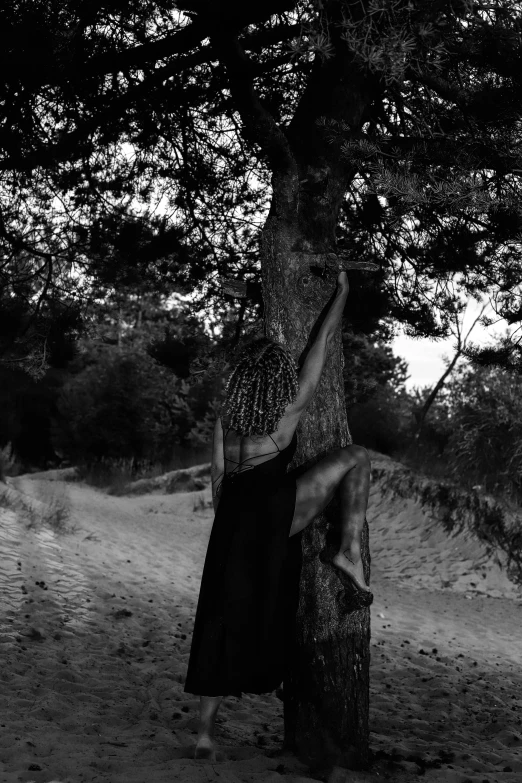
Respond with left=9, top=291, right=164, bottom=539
left=0, top=441, right=22, bottom=479
left=75, top=447, right=211, bottom=496
left=192, top=492, right=213, bottom=513
left=31, top=482, right=76, bottom=535
left=0, top=479, right=76, bottom=535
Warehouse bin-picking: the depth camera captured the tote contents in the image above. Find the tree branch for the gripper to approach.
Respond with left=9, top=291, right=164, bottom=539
left=6, top=15, right=300, bottom=88
left=414, top=300, right=489, bottom=438
left=409, top=69, right=473, bottom=118
left=210, top=31, right=296, bottom=174
left=0, top=24, right=302, bottom=173
left=344, top=132, right=522, bottom=176
left=285, top=0, right=380, bottom=169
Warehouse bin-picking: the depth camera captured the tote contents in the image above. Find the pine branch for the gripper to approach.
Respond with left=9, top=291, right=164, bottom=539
left=0, top=23, right=301, bottom=173
left=5, top=20, right=301, bottom=88
left=210, top=31, right=296, bottom=174
left=410, top=69, right=472, bottom=114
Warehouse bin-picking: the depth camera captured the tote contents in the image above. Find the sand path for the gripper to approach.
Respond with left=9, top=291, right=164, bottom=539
left=0, top=468, right=521, bottom=783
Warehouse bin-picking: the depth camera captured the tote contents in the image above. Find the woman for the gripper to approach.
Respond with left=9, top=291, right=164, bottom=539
left=183, top=270, right=372, bottom=761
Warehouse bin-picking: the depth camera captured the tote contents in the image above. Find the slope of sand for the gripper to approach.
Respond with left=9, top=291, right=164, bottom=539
left=0, top=457, right=521, bottom=783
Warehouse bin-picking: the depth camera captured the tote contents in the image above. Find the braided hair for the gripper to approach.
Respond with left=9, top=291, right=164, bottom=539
left=222, top=338, right=299, bottom=437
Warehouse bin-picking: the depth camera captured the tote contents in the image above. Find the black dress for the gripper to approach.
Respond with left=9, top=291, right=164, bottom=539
left=183, top=428, right=302, bottom=698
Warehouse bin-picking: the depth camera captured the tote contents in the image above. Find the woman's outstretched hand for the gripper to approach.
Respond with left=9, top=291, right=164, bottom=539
left=337, top=270, right=349, bottom=294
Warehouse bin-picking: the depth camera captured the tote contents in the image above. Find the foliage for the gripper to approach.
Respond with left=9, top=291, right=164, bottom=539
left=399, top=384, right=454, bottom=478
left=55, top=348, right=173, bottom=464
left=52, top=292, right=222, bottom=466
left=0, top=365, right=67, bottom=468
left=343, top=331, right=411, bottom=453
left=1, top=1, right=521, bottom=375
left=444, top=364, right=522, bottom=501
left=373, top=453, right=522, bottom=585
left=0, top=287, right=225, bottom=472
left=54, top=341, right=220, bottom=466
left=343, top=330, right=408, bottom=405
left=465, top=332, right=522, bottom=373
left=393, top=352, right=522, bottom=504
left=73, top=451, right=211, bottom=493
left=0, top=442, right=19, bottom=480
left=408, top=384, right=454, bottom=455
left=348, top=384, right=412, bottom=454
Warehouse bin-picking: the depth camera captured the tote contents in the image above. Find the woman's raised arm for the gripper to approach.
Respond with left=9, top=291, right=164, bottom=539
left=286, top=271, right=349, bottom=416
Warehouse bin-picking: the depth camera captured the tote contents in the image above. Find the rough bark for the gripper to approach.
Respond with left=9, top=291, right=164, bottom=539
left=261, top=169, right=372, bottom=770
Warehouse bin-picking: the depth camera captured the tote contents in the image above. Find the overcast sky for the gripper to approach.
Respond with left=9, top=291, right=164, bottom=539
left=392, top=334, right=452, bottom=390
left=392, top=299, right=509, bottom=390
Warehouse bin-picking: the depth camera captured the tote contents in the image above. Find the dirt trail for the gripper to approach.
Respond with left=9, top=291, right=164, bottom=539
left=0, top=467, right=521, bottom=783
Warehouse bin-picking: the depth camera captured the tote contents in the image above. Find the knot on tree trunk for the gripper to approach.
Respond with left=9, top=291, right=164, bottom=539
left=296, top=267, right=333, bottom=306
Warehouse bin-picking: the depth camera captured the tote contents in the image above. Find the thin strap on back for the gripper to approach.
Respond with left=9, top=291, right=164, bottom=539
left=267, top=433, right=280, bottom=452
left=223, top=430, right=282, bottom=477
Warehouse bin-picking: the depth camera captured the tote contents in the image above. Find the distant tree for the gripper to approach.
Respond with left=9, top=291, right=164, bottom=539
left=53, top=291, right=219, bottom=465
left=343, top=330, right=409, bottom=407
left=405, top=383, right=453, bottom=461
left=444, top=362, right=522, bottom=501
left=343, top=330, right=411, bottom=454
left=0, top=357, right=79, bottom=471
left=55, top=349, right=179, bottom=464
left=413, top=298, right=489, bottom=439
left=0, top=286, right=221, bottom=472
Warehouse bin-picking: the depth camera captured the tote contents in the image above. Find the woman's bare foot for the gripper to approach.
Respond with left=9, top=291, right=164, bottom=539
left=332, top=550, right=371, bottom=593
left=194, top=733, right=217, bottom=761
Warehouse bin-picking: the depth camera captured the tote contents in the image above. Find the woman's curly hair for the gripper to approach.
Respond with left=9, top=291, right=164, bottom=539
left=222, top=338, right=299, bottom=437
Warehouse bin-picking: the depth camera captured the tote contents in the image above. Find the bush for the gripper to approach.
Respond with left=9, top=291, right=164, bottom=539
left=444, top=365, right=522, bottom=501
left=54, top=347, right=217, bottom=466
left=348, top=386, right=412, bottom=455
left=343, top=331, right=409, bottom=408
left=0, top=442, right=21, bottom=479
left=343, top=331, right=411, bottom=454
left=394, top=385, right=455, bottom=478
left=0, top=366, right=65, bottom=472
left=392, top=362, right=522, bottom=501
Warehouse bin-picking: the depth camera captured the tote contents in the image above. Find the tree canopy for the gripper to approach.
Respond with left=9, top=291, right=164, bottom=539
left=2, top=0, right=522, bottom=376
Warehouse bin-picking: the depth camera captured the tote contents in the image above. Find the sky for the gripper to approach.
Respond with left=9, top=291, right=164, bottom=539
left=392, top=333, right=453, bottom=391
left=392, top=299, right=509, bottom=391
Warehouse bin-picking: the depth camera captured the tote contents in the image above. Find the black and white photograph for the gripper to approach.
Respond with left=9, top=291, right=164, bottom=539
left=1, top=1, right=522, bottom=782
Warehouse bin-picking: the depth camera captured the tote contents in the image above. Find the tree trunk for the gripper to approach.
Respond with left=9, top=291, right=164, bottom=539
left=261, top=169, right=371, bottom=771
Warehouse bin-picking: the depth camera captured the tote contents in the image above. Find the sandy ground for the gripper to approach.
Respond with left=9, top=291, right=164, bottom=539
left=0, top=462, right=521, bottom=783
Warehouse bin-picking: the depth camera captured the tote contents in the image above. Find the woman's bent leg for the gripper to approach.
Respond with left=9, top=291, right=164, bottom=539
left=194, top=694, right=223, bottom=760
left=289, top=444, right=371, bottom=591
left=331, top=448, right=371, bottom=591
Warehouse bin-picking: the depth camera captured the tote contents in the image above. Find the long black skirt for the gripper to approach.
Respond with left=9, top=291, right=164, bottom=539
left=183, top=466, right=303, bottom=698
